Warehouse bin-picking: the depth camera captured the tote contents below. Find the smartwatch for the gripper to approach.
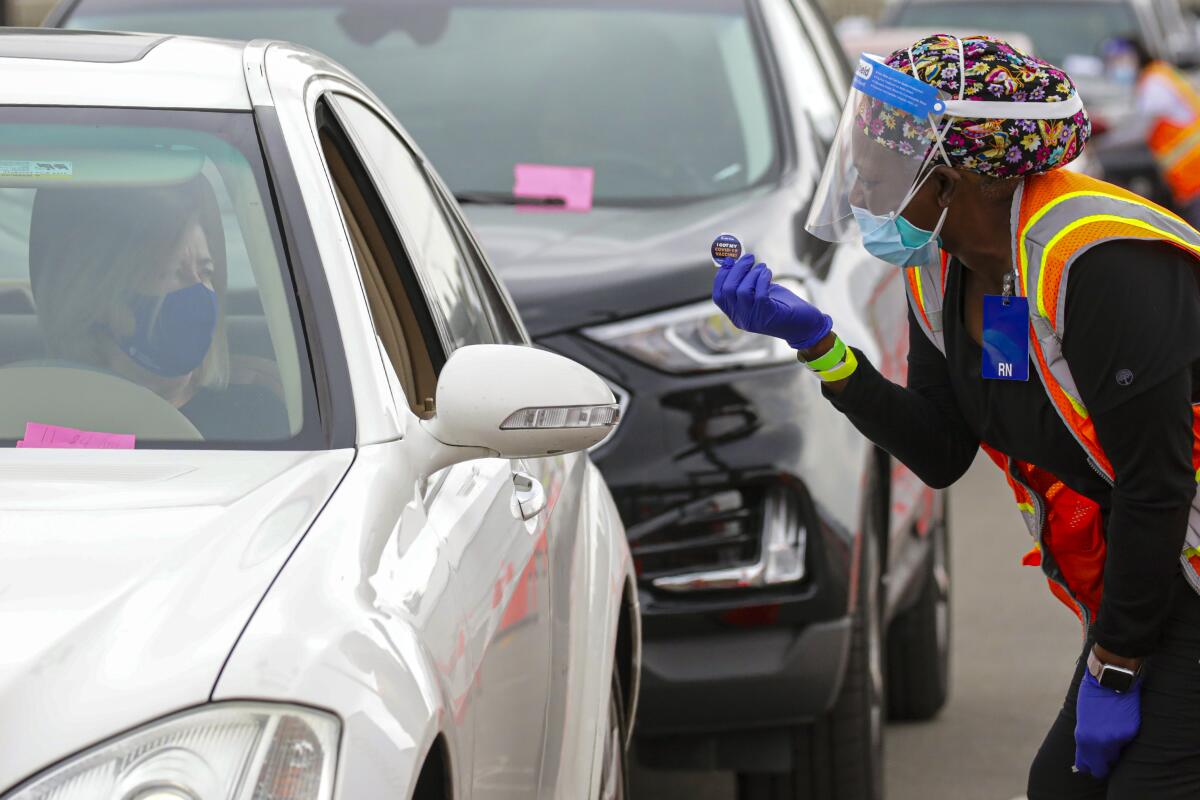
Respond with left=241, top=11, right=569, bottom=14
left=1087, top=648, right=1141, bottom=693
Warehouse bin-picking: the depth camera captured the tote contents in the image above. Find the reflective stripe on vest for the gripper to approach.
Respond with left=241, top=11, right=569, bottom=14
left=1016, top=171, right=1200, bottom=477
left=904, top=250, right=949, bottom=353
left=902, top=169, right=1200, bottom=600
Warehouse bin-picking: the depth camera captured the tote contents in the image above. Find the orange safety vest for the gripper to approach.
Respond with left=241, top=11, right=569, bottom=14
left=1140, top=61, right=1200, bottom=204
left=904, top=169, right=1200, bottom=626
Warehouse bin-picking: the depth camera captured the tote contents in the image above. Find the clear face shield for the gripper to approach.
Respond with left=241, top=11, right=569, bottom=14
left=805, top=39, right=1085, bottom=248
left=805, top=51, right=955, bottom=245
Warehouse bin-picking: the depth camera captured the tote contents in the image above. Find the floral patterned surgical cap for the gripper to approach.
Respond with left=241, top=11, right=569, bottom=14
left=859, top=34, right=1091, bottom=178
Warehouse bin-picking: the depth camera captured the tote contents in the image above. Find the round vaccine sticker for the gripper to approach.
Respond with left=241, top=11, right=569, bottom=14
left=711, top=233, right=743, bottom=267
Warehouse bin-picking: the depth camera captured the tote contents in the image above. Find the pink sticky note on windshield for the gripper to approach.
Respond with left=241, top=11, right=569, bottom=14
left=17, top=422, right=135, bottom=450
left=513, top=163, right=594, bottom=212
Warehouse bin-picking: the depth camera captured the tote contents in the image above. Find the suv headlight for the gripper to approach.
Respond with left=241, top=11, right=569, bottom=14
left=3, top=704, right=339, bottom=800
left=582, top=279, right=808, bottom=373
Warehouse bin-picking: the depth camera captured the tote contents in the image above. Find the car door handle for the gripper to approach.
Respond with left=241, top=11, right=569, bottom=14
left=510, top=471, right=547, bottom=522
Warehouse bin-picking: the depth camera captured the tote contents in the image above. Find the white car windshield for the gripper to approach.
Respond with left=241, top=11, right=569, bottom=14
left=0, top=107, right=320, bottom=449
left=63, top=0, right=781, bottom=205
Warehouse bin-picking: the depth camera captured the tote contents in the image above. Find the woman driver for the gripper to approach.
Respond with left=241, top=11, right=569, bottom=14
left=28, top=177, right=285, bottom=440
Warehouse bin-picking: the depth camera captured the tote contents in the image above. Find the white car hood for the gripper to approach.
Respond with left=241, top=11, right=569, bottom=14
left=0, top=448, right=354, bottom=793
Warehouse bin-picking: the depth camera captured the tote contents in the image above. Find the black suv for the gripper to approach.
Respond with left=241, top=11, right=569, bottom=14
left=52, top=0, right=952, bottom=795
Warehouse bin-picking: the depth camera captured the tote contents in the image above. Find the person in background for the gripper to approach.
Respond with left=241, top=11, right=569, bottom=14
left=1104, top=35, right=1200, bottom=226
left=28, top=178, right=286, bottom=440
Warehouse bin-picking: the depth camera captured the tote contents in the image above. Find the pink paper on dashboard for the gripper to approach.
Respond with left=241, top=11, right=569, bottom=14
left=513, top=163, right=594, bottom=212
left=18, top=422, right=135, bottom=449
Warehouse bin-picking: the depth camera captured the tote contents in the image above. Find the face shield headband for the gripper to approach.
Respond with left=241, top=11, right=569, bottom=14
left=804, top=36, right=1085, bottom=251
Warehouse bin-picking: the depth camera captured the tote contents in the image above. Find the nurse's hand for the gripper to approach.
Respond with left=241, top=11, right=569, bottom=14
left=712, top=253, right=832, bottom=350
left=1074, top=670, right=1142, bottom=779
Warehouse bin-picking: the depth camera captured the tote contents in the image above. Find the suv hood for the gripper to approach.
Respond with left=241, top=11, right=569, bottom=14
left=463, top=185, right=802, bottom=337
left=0, top=448, right=353, bottom=793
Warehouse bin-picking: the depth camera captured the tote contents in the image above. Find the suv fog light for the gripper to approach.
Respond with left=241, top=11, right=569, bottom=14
left=762, top=486, right=805, bottom=585
left=652, top=487, right=806, bottom=592
left=501, top=404, right=620, bottom=430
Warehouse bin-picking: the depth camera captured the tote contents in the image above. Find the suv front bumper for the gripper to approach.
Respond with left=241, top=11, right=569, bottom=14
left=540, top=332, right=861, bottom=768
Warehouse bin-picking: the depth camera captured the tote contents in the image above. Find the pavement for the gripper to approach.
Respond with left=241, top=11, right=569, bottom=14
left=629, top=453, right=1083, bottom=799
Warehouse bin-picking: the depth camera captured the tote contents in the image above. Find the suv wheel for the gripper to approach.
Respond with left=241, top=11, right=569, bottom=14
left=886, top=494, right=951, bottom=721
left=737, top=528, right=885, bottom=800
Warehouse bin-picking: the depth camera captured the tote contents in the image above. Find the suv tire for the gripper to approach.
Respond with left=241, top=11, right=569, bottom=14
left=737, top=528, right=885, bottom=800
left=886, top=496, right=950, bottom=721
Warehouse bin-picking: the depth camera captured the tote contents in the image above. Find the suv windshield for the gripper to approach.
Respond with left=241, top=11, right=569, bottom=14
left=0, top=107, right=319, bottom=449
left=889, top=1, right=1140, bottom=66
left=63, top=0, right=780, bottom=205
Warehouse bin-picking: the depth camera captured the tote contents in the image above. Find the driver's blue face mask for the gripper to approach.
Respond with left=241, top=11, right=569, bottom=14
left=851, top=206, right=945, bottom=268
left=119, top=282, right=218, bottom=378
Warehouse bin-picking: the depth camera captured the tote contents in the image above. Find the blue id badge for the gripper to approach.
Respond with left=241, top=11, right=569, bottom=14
left=981, top=295, right=1029, bottom=381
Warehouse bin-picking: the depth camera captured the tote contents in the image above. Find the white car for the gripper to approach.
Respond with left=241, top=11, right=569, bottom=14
left=0, top=29, right=639, bottom=800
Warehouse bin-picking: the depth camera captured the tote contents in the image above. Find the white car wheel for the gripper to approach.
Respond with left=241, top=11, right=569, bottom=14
left=598, top=670, right=629, bottom=800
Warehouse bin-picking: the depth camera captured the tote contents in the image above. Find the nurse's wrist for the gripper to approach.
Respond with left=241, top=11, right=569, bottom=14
left=798, top=333, right=858, bottom=392
left=1093, top=642, right=1144, bottom=672
left=797, top=332, right=838, bottom=361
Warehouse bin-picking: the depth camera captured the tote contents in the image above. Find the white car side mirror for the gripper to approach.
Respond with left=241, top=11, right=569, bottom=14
left=423, top=344, right=619, bottom=460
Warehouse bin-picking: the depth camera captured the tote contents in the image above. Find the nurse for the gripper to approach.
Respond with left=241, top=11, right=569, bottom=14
left=713, top=34, right=1200, bottom=798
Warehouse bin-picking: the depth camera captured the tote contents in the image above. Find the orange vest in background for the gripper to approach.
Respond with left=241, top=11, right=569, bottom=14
left=1140, top=61, right=1200, bottom=204
left=904, top=170, right=1200, bottom=627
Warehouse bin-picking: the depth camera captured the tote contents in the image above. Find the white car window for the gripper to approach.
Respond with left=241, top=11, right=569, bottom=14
left=0, top=107, right=318, bottom=447
left=760, top=0, right=843, bottom=144
left=314, top=96, right=444, bottom=417
left=328, top=95, right=497, bottom=351
left=421, top=167, right=530, bottom=346
left=791, top=0, right=849, bottom=98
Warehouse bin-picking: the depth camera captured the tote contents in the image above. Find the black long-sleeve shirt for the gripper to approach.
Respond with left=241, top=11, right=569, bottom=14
left=826, top=240, right=1200, bottom=657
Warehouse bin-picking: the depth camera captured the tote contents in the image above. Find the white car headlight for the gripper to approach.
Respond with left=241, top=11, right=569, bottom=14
left=582, top=279, right=807, bottom=373
left=3, top=704, right=339, bottom=800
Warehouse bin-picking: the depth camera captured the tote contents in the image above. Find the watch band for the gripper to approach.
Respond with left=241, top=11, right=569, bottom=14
left=1087, top=648, right=1141, bottom=692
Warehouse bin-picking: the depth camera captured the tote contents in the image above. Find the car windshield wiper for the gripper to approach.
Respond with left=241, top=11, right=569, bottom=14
left=453, top=191, right=566, bottom=207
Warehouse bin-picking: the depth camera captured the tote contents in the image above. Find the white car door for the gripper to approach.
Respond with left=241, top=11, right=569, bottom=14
left=418, top=162, right=605, bottom=798
left=326, top=94, right=557, bottom=799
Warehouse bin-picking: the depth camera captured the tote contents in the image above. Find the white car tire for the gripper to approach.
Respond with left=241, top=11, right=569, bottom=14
left=598, top=668, right=631, bottom=800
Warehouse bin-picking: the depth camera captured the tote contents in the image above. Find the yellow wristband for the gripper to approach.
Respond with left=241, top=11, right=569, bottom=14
left=815, top=347, right=859, bottom=382
left=802, top=336, right=846, bottom=372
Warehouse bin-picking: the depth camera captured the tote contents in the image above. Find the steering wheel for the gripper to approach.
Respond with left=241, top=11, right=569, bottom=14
left=0, top=364, right=202, bottom=442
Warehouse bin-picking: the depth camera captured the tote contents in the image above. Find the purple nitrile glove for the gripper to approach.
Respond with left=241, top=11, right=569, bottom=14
left=711, top=253, right=833, bottom=350
left=1074, top=670, right=1142, bottom=779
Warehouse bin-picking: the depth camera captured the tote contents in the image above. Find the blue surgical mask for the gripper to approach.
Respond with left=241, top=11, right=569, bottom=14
left=851, top=205, right=946, bottom=268
left=1109, top=64, right=1138, bottom=86
left=119, top=282, right=219, bottom=377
